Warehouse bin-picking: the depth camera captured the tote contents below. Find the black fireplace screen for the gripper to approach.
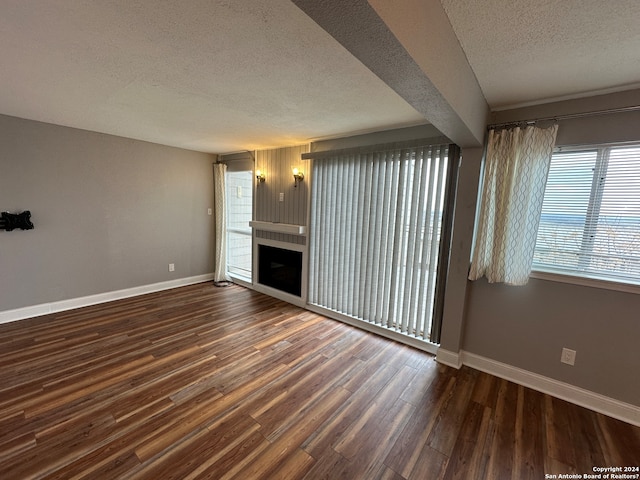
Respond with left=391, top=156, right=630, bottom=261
left=258, top=245, right=302, bottom=297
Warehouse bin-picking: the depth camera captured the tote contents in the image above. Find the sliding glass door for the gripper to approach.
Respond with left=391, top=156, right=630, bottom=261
left=225, top=169, right=253, bottom=282
left=308, top=143, right=457, bottom=345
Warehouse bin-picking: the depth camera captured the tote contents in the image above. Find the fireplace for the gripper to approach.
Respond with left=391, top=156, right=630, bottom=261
left=258, top=244, right=303, bottom=297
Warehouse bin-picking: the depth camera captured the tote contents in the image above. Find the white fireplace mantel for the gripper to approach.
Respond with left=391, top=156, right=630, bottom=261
left=249, top=221, right=306, bottom=235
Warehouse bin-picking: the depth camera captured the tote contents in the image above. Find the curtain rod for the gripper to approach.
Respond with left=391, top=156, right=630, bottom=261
left=487, top=104, right=640, bottom=130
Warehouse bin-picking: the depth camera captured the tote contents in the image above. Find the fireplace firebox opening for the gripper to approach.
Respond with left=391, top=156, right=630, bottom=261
left=258, top=245, right=303, bottom=297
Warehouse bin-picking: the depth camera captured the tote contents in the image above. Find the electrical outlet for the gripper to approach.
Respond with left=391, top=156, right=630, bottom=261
left=279, top=192, right=284, bottom=202
left=168, top=263, right=175, bottom=272
left=561, top=347, right=576, bottom=366
left=207, top=208, right=212, bottom=216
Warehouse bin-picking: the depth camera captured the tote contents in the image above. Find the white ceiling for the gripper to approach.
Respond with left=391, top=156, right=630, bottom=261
left=1, top=1, right=639, bottom=154
left=441, top=0, right=640, bottom=109
left=0, top=0, right=426, bottom=153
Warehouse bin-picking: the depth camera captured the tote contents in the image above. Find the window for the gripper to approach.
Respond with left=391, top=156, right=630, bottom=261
left=533, top=144, right=640, bottom=285
left=225, top=170, right=253, bottom=282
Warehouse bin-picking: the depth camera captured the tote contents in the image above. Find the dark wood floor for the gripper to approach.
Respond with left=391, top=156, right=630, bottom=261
left=0, top=283, right=638, bottom=479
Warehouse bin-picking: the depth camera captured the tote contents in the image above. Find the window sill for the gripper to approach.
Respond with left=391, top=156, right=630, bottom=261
left=530, top=270, right=640, bottom=295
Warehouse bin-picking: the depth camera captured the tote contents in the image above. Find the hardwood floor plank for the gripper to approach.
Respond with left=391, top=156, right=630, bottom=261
left=482, top=379, right=518, bottom=479
left=25, top=354, right=157, bottom=418
left=567, top=404, right=606, bottom=470
left=513, top=386, right=545, bottom=480
left=399, top=356, right=439, bottom=406
left=383, top=371, right=456, bottom=477
left=545, top=395, right=579, bottom=469
left=333, top=364, right=418, bottom=460
left=128, top=414, right=261, bottom=480
left=39, top=402, right=173, bottom=479
left=199, top=430, right=270, bottom=480
left=61, top=452, right=142, bottom=480
left=236, top=385, right=354, bottom=479
left=266, top=447, right=316, bottom=480
left=343, top=398, right=416, bottom=479
left=301, top=362, right=400, bottom=458
left=470, top=371, right=500, bottom=408
left=300, top=445, right=351, bottom=480
left=338, top=342, right=397, bottom=393
left=364, top=462, right=408, bottom=480
left=407, top=445, right=450, bottom=480
left=0, top=283, right=637, bottom=479
left=0, top=412, right=116, bottom=479
left=594, top=413, right=640, bottom=466
left=0, top=411, right=29, bottom=447
left=255, top=360, right=358, bottom=441
left=441, top=401, right=492, bottom=480
left=0, top=431, right=36, bottom=464
left=133, top=393, right=224, bottom=463
left=426, top=368, right=478, bottom=457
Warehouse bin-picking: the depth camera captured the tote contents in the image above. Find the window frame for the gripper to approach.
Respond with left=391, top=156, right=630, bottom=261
left=531, top=141, right=640, bottom=294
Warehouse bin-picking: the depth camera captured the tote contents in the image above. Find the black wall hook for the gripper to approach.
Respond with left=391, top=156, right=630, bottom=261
left=1, top=211, right=34, bottom=231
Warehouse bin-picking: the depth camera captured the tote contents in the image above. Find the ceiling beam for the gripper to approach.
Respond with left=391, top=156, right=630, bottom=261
left=290, top=0, right=488, bottom=147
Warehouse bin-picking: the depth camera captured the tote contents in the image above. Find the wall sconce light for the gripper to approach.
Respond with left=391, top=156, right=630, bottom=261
left=256, top=169, right=265, bottom=183
left=292, top=167, right=304, bottom=187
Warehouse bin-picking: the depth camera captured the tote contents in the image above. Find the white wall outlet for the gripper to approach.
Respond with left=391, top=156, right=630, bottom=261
left=561, top=347, right=576, bottom=366
left=168, top=263, right=175, bottom=272
left=279, top=192, right=284, bottom=202
left=207, top=208, right=212, bottom=216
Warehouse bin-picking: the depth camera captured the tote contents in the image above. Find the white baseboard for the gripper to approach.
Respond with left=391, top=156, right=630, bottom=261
left=436, top=348, right=639, bottom=427
left=435, top=347, right=463, bottom=369
left=0, top=274, right=215, bottom=325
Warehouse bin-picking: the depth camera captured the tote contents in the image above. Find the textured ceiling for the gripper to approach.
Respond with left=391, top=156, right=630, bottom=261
left=1, top=1, right=639, bottom=153
left=441, top=0, right=640, bottom=109
left=0, top=0, right=425, bottom=153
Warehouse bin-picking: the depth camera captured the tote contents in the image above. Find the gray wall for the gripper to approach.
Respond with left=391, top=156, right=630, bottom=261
left=440, top=147, right=483, bottom=352
left=0, top=114, right=215, bottom=312
left=464, top=278, right=640, bottom=405
left=459, top=90, right=640, bottom=406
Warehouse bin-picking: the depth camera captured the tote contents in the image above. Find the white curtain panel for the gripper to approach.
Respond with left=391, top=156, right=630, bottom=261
left=469, top=124, right=558, bottom=285
left=213, top=163, right=229, bottom=283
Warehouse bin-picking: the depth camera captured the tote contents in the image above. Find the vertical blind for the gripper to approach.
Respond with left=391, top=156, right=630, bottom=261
left=308, top=143, right=451, bottom=343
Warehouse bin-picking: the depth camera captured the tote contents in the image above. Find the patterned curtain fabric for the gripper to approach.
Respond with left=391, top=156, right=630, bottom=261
left=469, top=124, right=558, bottom=285
left=213, top=163, right=230, bottom=283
